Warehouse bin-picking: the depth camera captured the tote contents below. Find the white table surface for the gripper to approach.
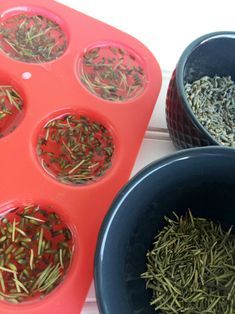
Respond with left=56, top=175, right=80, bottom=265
left=56, top=1, right=235, bottom=312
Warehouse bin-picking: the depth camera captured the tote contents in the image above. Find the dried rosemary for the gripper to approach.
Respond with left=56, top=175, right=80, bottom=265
left=0, top=14, right=67, bottom=63
left=37, top=114, right=114, bottom=185
left=0, top=205, right=74, bottom=303
left=185, top=75, right=235, bottom=147
left=141, top=210, right=235, bottom=313
left=0, top=85, right=23, bottom=137
left=80, top=45, right=145, bottom=101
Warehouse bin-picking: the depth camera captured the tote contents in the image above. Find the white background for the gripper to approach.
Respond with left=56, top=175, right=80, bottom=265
left=57, top=1, right=235, bottom=312
left=59, top=0, right=235, bottom=73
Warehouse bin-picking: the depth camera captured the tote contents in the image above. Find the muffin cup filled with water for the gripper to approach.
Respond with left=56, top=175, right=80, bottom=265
left=0, top=84, right=24, bottom=137
left=0, top=203, right=74, bottom=304
left=0, top=12, right=67, bottom=63
left=78, top=43, right=147, bottom=102
left=36, top=112, right=115, bottom=185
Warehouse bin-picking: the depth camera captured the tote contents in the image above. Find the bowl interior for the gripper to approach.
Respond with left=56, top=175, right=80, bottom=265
left=183, top=34, right=235, bottom=83
left=95, top=147, right=235, bottom=314
left=174, top=32, right=235, bottom=147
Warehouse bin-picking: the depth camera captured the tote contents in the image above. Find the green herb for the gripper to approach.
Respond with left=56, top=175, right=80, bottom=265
left=0, top=204, right=73, bottom=303
left=185, top=75, right=235, bottom=147
left=0, top=14, right=67, bottom=63
left=37, top=114, right=114, bottom=185
left=141, top=210, right=235, bottom=313
left=0, top=85, right=23, bottom=138
left=80, top=45, right=145, bottom=102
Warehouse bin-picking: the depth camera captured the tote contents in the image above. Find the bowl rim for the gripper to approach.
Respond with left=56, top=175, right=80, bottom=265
left=94, top=146, right=235, bottom=313
left=176, top=31, right=235, bottom=146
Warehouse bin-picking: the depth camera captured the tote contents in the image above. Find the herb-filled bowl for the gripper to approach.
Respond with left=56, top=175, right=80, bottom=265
left=166, top=31, right=235, bottom=149
left=95, top=147, right=235, bottom=314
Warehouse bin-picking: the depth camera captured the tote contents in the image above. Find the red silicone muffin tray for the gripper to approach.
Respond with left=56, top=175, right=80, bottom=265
left=0, top=0, right=162, bottom=313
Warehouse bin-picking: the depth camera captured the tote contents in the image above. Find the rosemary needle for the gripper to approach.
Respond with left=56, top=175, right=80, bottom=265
left=142, top=210, right=235, bottom=313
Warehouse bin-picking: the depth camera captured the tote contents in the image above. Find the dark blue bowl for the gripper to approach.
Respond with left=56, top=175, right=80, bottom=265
left=166, top=31, right=235, bottom=149
left=95, top=147, right=235, bottom=314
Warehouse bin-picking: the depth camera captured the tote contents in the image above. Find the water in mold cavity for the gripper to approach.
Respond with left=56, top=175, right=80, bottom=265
left=0, top=85, right=24, bottom=137
left=0, top=204, right=74, bottom=303
left=79, top=44, right=146, bottom=102
left=37, top=113, right=114, bottom=185
left=0, top=13, right=67, bottom=63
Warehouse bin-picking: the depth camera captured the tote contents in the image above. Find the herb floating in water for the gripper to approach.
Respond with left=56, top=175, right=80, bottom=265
left=0, top=85, right=23, bottom=137
left=185, top=75, right=235, bottom=147
left=0, top=204, right=74, bottom=303
left=141, top=210, right=235, bottom=313
left=37, top=114, right=114, bottom=185
left=0, top=14, right=67, bottom=63
left=80, top=45, right=146, bottom=101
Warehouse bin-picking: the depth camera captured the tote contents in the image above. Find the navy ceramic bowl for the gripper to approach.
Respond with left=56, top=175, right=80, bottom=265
left=166, top=31, right=235, bottom=149
left=95, top=147, right=235, bottom=314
